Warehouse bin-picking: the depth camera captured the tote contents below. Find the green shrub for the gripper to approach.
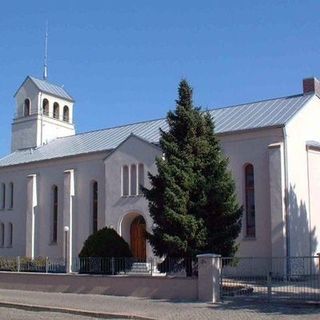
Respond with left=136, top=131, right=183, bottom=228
left=79, top=227, right=132, bottom=258
left=20, top=256, right=46, bottom=272
left=0, top=257, right=17, bottom=271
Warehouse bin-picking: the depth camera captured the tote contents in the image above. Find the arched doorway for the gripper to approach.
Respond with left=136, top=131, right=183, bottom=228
left=130, top=216, right=146, bottom=261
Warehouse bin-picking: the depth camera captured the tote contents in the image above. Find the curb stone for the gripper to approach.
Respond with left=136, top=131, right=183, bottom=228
left=0, top=301, right=155, bottom=320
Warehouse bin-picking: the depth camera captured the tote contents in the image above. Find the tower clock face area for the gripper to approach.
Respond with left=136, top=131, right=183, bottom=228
left=11, top=76, right=75, bottom=152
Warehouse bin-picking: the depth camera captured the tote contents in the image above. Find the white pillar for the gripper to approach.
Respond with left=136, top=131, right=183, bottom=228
left=197, top=253, right=221, bottom=303
left=268, top=143, right=286, bottom=258
left=63, top=169, right=74, bottom=272
left=26, top=174, right=37, bottom=258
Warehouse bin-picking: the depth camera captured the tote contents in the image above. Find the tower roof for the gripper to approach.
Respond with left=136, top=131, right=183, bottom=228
left=14, top=76, right=74, bottom=102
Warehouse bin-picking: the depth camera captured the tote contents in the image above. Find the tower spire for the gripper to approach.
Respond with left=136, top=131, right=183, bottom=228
left=43, top=21, right=48, bottom=81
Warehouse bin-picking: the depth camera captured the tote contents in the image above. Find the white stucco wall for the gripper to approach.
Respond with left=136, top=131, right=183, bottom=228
left=218, top=128, right=284, bottom=257
left=285, top=95, right=320, bottom=256
left=104, top=135, right=162, bottom=259
left=0, top=152, right=107, bottom=259
left=4, top=96, right=320, bottom=260
left=1, top=128, right=287, bottom=259
left=307, top=148, right=320, bottom=255
left=15, top=78, right=39, bottom=117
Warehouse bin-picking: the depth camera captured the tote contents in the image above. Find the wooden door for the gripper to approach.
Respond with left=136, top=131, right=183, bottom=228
left=130, top=216, right=146, bottom=261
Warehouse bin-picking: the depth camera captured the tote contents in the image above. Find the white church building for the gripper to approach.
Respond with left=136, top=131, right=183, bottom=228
left=0, top=75, right=319, bottom=267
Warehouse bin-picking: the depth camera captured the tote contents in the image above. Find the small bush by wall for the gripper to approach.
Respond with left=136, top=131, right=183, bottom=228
left=79, top=227, right=133, bottom=274
left=79, top=227, right=132, bottom=258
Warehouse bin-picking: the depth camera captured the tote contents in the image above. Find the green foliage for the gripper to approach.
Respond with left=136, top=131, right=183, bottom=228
left=0, top=256, right=48, bottom=272
left=79, top=227, right=132, bottom=258
left=143, top=79, right=243, bottom=262
left=0, top=257, right=18, bottom=271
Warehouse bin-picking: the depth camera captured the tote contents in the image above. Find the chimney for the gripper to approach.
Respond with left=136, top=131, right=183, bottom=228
left=303, top=77, right=320, bottom=96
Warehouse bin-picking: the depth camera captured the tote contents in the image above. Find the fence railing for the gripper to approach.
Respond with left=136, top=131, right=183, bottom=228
left=0, top=256, right=197, bottom=277
left=221, top=256, right=320, bottom=301
left=79, top=256, right=197, bottom=276
left=0, top=256, right=67, bottom=273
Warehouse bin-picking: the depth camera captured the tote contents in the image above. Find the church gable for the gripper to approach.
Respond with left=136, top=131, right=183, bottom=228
left=14, top=76, right=74, bottom=102
left=14, top=77, right=40, bottom=118
left=104, top=134, right=162, bottom=167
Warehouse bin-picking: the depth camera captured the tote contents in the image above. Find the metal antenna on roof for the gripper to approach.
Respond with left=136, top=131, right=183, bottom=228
left=43, top=21, right=48, bottom=81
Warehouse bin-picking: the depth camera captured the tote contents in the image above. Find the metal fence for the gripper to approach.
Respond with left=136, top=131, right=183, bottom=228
left=0, top=256, right=197, bottom=277
left=78, top=256, right=197, bottom=276
left=221, top=256, right=320, bottom=302
left=0, top=256, right=66, bottom=273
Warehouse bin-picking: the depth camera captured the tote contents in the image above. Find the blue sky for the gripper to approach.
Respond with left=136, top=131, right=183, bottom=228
left=0, top=1, right=320, bottom=157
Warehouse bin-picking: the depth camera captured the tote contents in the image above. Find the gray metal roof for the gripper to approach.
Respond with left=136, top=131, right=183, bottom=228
left=15, top=76, right=74, bottom=102
left=30, top=76, right=74, bottom=101
left=0, top=93, right=314, bottom=168
left=211, top=93, right=312, bottom=133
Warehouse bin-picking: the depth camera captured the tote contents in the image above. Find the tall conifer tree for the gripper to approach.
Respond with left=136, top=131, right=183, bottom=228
left=143, top=80, right=242, bottom=270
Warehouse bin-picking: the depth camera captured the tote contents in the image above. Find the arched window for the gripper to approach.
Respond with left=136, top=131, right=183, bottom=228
left=92, top=181, right=98, bottom=233
left=8, top=223, right=13, bottom=247
left=9, top=182, right=13, bottom=209
left=42, top=99, right=49, bottom=116
left=63, top=106, right=69, bottom=122
left=52, top=186, right=58, bottom=243
left=122, top=166, right=129, bottom=196
left=1, top=183, right=5, bottom=209
left=53, top=102, right=60, bottom=119
left=24, top=98, right=31, bottom=117
left=245, top=164, right=256, bottom=237
left=131, top=164, right=137, bottom=195
left=0, top=223, right=4, bottom=247
left=138, top=164, right=144, bottom=195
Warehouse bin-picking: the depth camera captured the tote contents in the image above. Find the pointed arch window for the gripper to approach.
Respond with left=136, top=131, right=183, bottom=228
left=92, top=181, right=98, bottom=233
left=24, top=98, right=31, bottom=117
left=1, top=183, right=5, bottom=209
left=9, top=182, right=13, bottom=209
left=63, top=106, right=69, bottom=122
left=42, top=99, right=49, bottom=116
left=8, top=223, right=13, bottom=247
left=52, top=186, right=58, bottom=243
left=122, top=166, right=129, bottom=196
left=245, top=164, right=256, bottom=238
left=53, top=102, right=60, bottom=119
left=0, top=223, right=4, bottom=247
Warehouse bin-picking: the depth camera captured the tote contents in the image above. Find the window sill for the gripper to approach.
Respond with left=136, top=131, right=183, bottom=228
left=121, top=194, right=144, bottom=198
left=6, top=246, right=12, bottom=248
left=49, top=242, right=58, bottom=246
left=7, top=208, right=13, bottom=211
left=243, top=236, right=256, bottom=241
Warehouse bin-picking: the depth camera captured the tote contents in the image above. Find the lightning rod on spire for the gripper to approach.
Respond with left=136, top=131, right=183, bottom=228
left=43, top=21, right=48, bottom=81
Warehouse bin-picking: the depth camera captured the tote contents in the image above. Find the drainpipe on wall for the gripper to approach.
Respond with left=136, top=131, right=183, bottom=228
left=282, top=127, right=290, bottom=273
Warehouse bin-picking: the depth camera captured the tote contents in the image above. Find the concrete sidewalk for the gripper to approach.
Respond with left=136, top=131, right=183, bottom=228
left=0, top=289, right=319, bottom=320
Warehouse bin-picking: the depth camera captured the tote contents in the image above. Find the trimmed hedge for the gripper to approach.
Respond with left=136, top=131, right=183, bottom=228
left=79, top=227, right=132, bottom=258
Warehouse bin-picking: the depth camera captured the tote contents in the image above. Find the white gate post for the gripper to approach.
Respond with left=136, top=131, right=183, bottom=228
left=197, top=253, right=221, bottom=303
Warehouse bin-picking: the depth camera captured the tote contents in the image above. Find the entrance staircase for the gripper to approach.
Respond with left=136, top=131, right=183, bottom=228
left=127, top=262, right=163, bottom=276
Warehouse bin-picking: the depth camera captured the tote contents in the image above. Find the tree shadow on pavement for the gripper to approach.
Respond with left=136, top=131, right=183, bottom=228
left=209, top=298, right=320, bottom=316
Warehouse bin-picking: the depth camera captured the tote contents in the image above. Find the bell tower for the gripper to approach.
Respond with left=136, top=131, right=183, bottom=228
left=11, top=76, right=75, bottom=152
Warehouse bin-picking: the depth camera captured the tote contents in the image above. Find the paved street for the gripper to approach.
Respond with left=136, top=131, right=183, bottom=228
left=0, top=289, right=319, bottom=319
left=0, top=307, right=129, bottom=320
